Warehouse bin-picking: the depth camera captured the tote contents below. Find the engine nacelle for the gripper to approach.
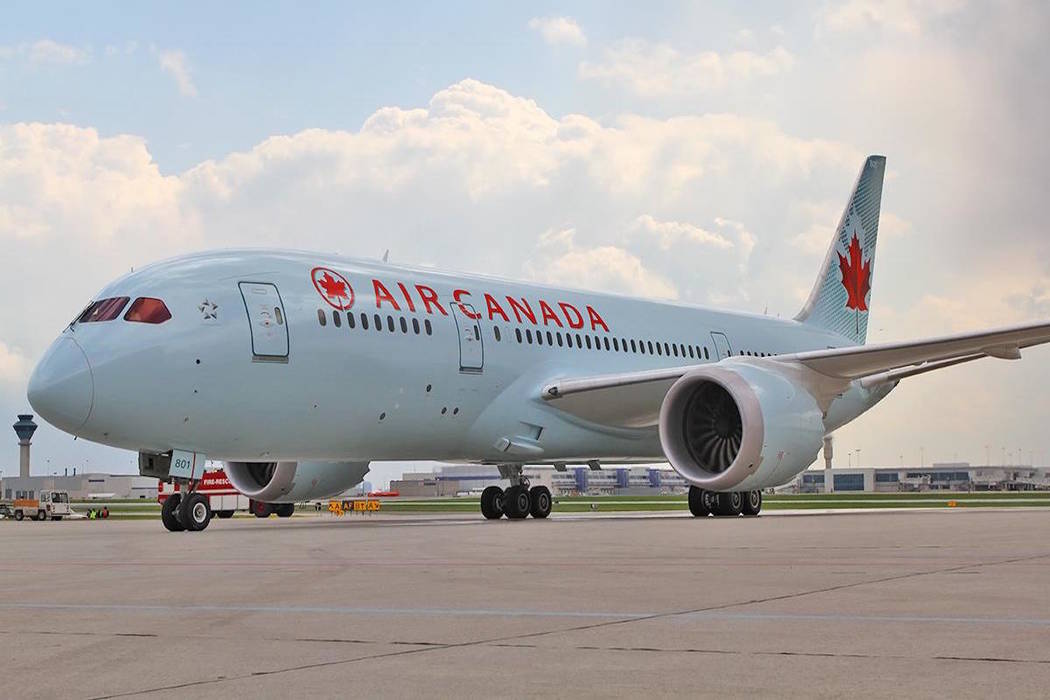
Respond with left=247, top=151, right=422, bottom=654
left=658, top=363, right=825, bottom=492
left=224, top=460, right=371, bottom=503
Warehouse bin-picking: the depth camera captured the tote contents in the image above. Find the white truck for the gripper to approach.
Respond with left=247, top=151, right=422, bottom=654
left=11, top=490, right=71, bottom=521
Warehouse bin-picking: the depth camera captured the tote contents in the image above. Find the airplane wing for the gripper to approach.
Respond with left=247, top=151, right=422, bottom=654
left=541, top=321, right=1050, bottom=428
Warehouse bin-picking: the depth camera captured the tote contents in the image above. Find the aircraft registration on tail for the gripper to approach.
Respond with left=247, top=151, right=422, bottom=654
left=27, top=156, right=1050, bottom=531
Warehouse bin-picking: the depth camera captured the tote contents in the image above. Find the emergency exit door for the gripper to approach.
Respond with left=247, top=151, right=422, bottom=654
left=239, top=282, right=289, bottom=362
left=710, top=331, right=733, bottom=360
left=450, top=302, right=484, bottom=373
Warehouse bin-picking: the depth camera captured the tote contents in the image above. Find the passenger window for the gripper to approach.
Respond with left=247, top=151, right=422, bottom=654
left=275, top=307, right=284, bottom=325
left=374, top=314, right=382, bottom=331
left=631, top=339, right=637, bottom=353
left=526, top=329, right=533, bottom=344
left=557, top=332, right=563, bottom=347
left=124, top=298, right=171, bottom=324
left=317, top=309, right=327, bottom=327
left=400, top=317, right=408, bottom=333
left=494, top=326, right=502, bottom=342
left=79, top=297, right=130, bottom=323
left=412, top=318, right=420, bottom=334
left=516, top=328, right=523, bottom=343
left=639, top=341, right=646, bottom=355
left=585, top=336, right=592, bottom=349
left=613, top=337, right=620, bottom=351
left=688, top=346, right=695, bottom=358
left=361, top=313, right=369, bottom=330
left=672, top=344, right=679, bottom=357
left=664, top=342, right=670, bottom=356
left=546, top=331, right=553, bottom=345
left=535, top=329, right=543, bottom=345
left=575, top=334, right=583, bottom=348
left=704, top=347, right=710, bottom=360
left=332, top=311, right=342, bottom=328
left=387, top=316, right=395, bottom=332
left=424, top=319, right=433, bottom=335
left=603, top=337, right=610, bottom=351
left=656, top=343, right=663, bottom=356
left=347, top=313, right=355, bottom=329
left=647, top=341, right=654, bottom=354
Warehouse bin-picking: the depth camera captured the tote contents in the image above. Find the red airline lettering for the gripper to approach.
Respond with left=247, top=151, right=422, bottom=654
left=506, top=297, right=537, bottom=325
left=559, top=302, right=584, bottom=329
left=586, top=305, right=609, bottom=332
left=484, top=293, right=510, bottom=322
left=415, top=285, right=448, bottom=315
left=396, top=282, right=417, bottom=312
left=453, top=289, right=481, bottom=319
left=538, top=300, right=563, bottom=327
left=373, top=280, right=401, bottom=311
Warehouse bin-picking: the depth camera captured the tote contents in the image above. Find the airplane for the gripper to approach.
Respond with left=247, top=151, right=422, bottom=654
left=26, top=155, right=1050, bottom=531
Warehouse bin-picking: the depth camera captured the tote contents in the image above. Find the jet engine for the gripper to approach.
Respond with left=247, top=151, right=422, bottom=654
left=224, top=460, right=371, bottom=503
left=658, top=363, right=825, bottom=491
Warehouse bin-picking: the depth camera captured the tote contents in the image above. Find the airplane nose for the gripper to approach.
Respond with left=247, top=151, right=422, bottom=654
left=27, top=336, right=94, bottom=432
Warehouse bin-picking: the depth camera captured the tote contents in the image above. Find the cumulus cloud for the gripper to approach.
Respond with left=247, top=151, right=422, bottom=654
left=632, top=214, right=733, bottom=250
left=526, top=228, right=678, bottom=299
left=528, top=16, right=587, bottom=46
left=817, top=0, right=962, bottom=37
left=579, top=39, right=794, bottom=96
left=0, top=341, right=30, bottom=385
left=0, top=39, right=89, bottom=64
left=155, top=48, right=197, bottom=96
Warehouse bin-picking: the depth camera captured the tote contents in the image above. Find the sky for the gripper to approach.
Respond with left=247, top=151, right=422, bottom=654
left=2, top=1, right=1050, bottom=488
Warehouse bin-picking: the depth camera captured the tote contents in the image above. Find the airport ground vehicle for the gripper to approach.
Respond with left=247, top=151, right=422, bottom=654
left=156, top=468, right=296, bottom=531
left=8, top=490, right=71, bottom=521
left=27, top=155, right=1050, bottom=531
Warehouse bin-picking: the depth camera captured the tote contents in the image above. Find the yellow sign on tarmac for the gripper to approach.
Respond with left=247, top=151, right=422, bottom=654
left=328, top=499, right=381, bottom=516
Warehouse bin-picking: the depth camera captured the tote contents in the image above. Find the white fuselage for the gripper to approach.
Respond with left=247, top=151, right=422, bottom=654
left=28, top=249, right=879, bottom=467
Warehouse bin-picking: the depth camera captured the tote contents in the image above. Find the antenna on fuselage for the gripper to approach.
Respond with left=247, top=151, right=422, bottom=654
left=382, top=249, right=389, bottom=263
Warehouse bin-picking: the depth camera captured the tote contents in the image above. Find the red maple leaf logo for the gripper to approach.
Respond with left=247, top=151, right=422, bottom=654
left=318, top=272, right=347, bottom=299
left=837, top=232, right=871, bottom=312
left=311, top=267, right=354, bottom=310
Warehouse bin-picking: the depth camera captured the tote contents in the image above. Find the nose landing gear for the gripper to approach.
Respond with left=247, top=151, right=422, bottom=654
left=479, top=465, right=553, bottom=520
left=688, top=485, right=762, bottom=518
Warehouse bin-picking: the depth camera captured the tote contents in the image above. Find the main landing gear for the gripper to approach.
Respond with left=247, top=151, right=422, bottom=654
left=480, top=465, right=552, bottom=520
left=161, top=485, right=213, bottom=532
left=688, top=485, right=762, bottom=517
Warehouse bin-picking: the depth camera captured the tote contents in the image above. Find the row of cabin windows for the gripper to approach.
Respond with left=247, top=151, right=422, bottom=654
left=493, top=325, right=712, bottom=361
left=317, top=309, right=433, bottom=336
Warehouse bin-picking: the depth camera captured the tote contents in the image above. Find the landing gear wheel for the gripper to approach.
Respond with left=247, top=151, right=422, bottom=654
left=742, top=490, right=762, bottom=516
left=274, top=503, right=295, bottom=518
left=714, top=491, right=743, bottom=516
left=529, top=486, right=552, bottom=519
left=179, top=492, right=212, bottom=531
left=216, top=510, right=235, bottom=519
left=503, top=485, right=531, bottom=520
left=161, top=493, right=185, bottom=532
left=688, top=486, right=711, bottom=517
left=480, top=486, right=505, bottom=520
left=252, top=501, right=273, bottom=518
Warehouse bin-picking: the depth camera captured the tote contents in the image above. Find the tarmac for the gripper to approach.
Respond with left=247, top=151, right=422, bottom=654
left=3, top=507, right=1050, bottom=699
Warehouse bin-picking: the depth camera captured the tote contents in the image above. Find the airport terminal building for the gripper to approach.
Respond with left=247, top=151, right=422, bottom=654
left=1, top=472, right=158, bottom=501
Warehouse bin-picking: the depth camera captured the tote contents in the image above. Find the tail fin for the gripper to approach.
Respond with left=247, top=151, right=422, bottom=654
left=795, top=154, right=886, bottom=345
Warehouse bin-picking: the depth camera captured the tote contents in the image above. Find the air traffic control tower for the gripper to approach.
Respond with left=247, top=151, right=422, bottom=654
left=13, top=414, right=37, bottom=478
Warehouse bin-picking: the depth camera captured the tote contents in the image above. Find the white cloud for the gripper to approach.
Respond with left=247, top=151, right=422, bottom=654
left=526, top=228, right=678, bottom=299
left=579, top=39, right=794, bottom=96
left=528, top=16, right=587, bottom=46
left=817, top=0, right=962, bottom=37
left=632, top=214, right=733, bottom=250
left=0, top=39, right=89, bottom=64
left=0, top=341, right=30, bottom=385
left=156, top=48, right=197, bottom=97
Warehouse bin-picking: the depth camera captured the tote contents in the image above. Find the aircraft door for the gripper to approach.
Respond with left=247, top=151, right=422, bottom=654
left=239, top=282, right=289, bottom=362
left=710, top=331, right=733, bottom=360
left=450, top=302, right=484, bottom=373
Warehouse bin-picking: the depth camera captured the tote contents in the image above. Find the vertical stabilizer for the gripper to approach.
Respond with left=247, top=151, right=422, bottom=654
left=795, top=155, right=885, bottom=345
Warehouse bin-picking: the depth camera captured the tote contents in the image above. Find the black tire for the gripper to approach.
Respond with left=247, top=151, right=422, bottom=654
left=252, top=500, right=273, bottom=518
left=503, top=485, right=531, bottom=519
left=14, top=510, right=24, bottom=521
left=480, top=486, right=505, bottom=520
left=529, top=486, right=552, bottom=519
left=275, top=503, right=295, bottom=518
left=714, top=491, right=743, bottom=516
left=216, top=510, right=235, bottom=519
left=741, top=490, right=762, bottom=516
left=37, top=510, right=47, bottom=522
left=161, top=494, right=185, bottom=532
left=53, top=516, right=62, bottom=521
left=688, top=486, right=711, bottom=517
left=179, top=493, right=212, bottom=532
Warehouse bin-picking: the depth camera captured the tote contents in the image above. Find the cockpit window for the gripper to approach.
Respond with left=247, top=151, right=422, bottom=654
left=78, top=297, right=130, bottom=323
left=124, top=297, right=172, bottom=324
